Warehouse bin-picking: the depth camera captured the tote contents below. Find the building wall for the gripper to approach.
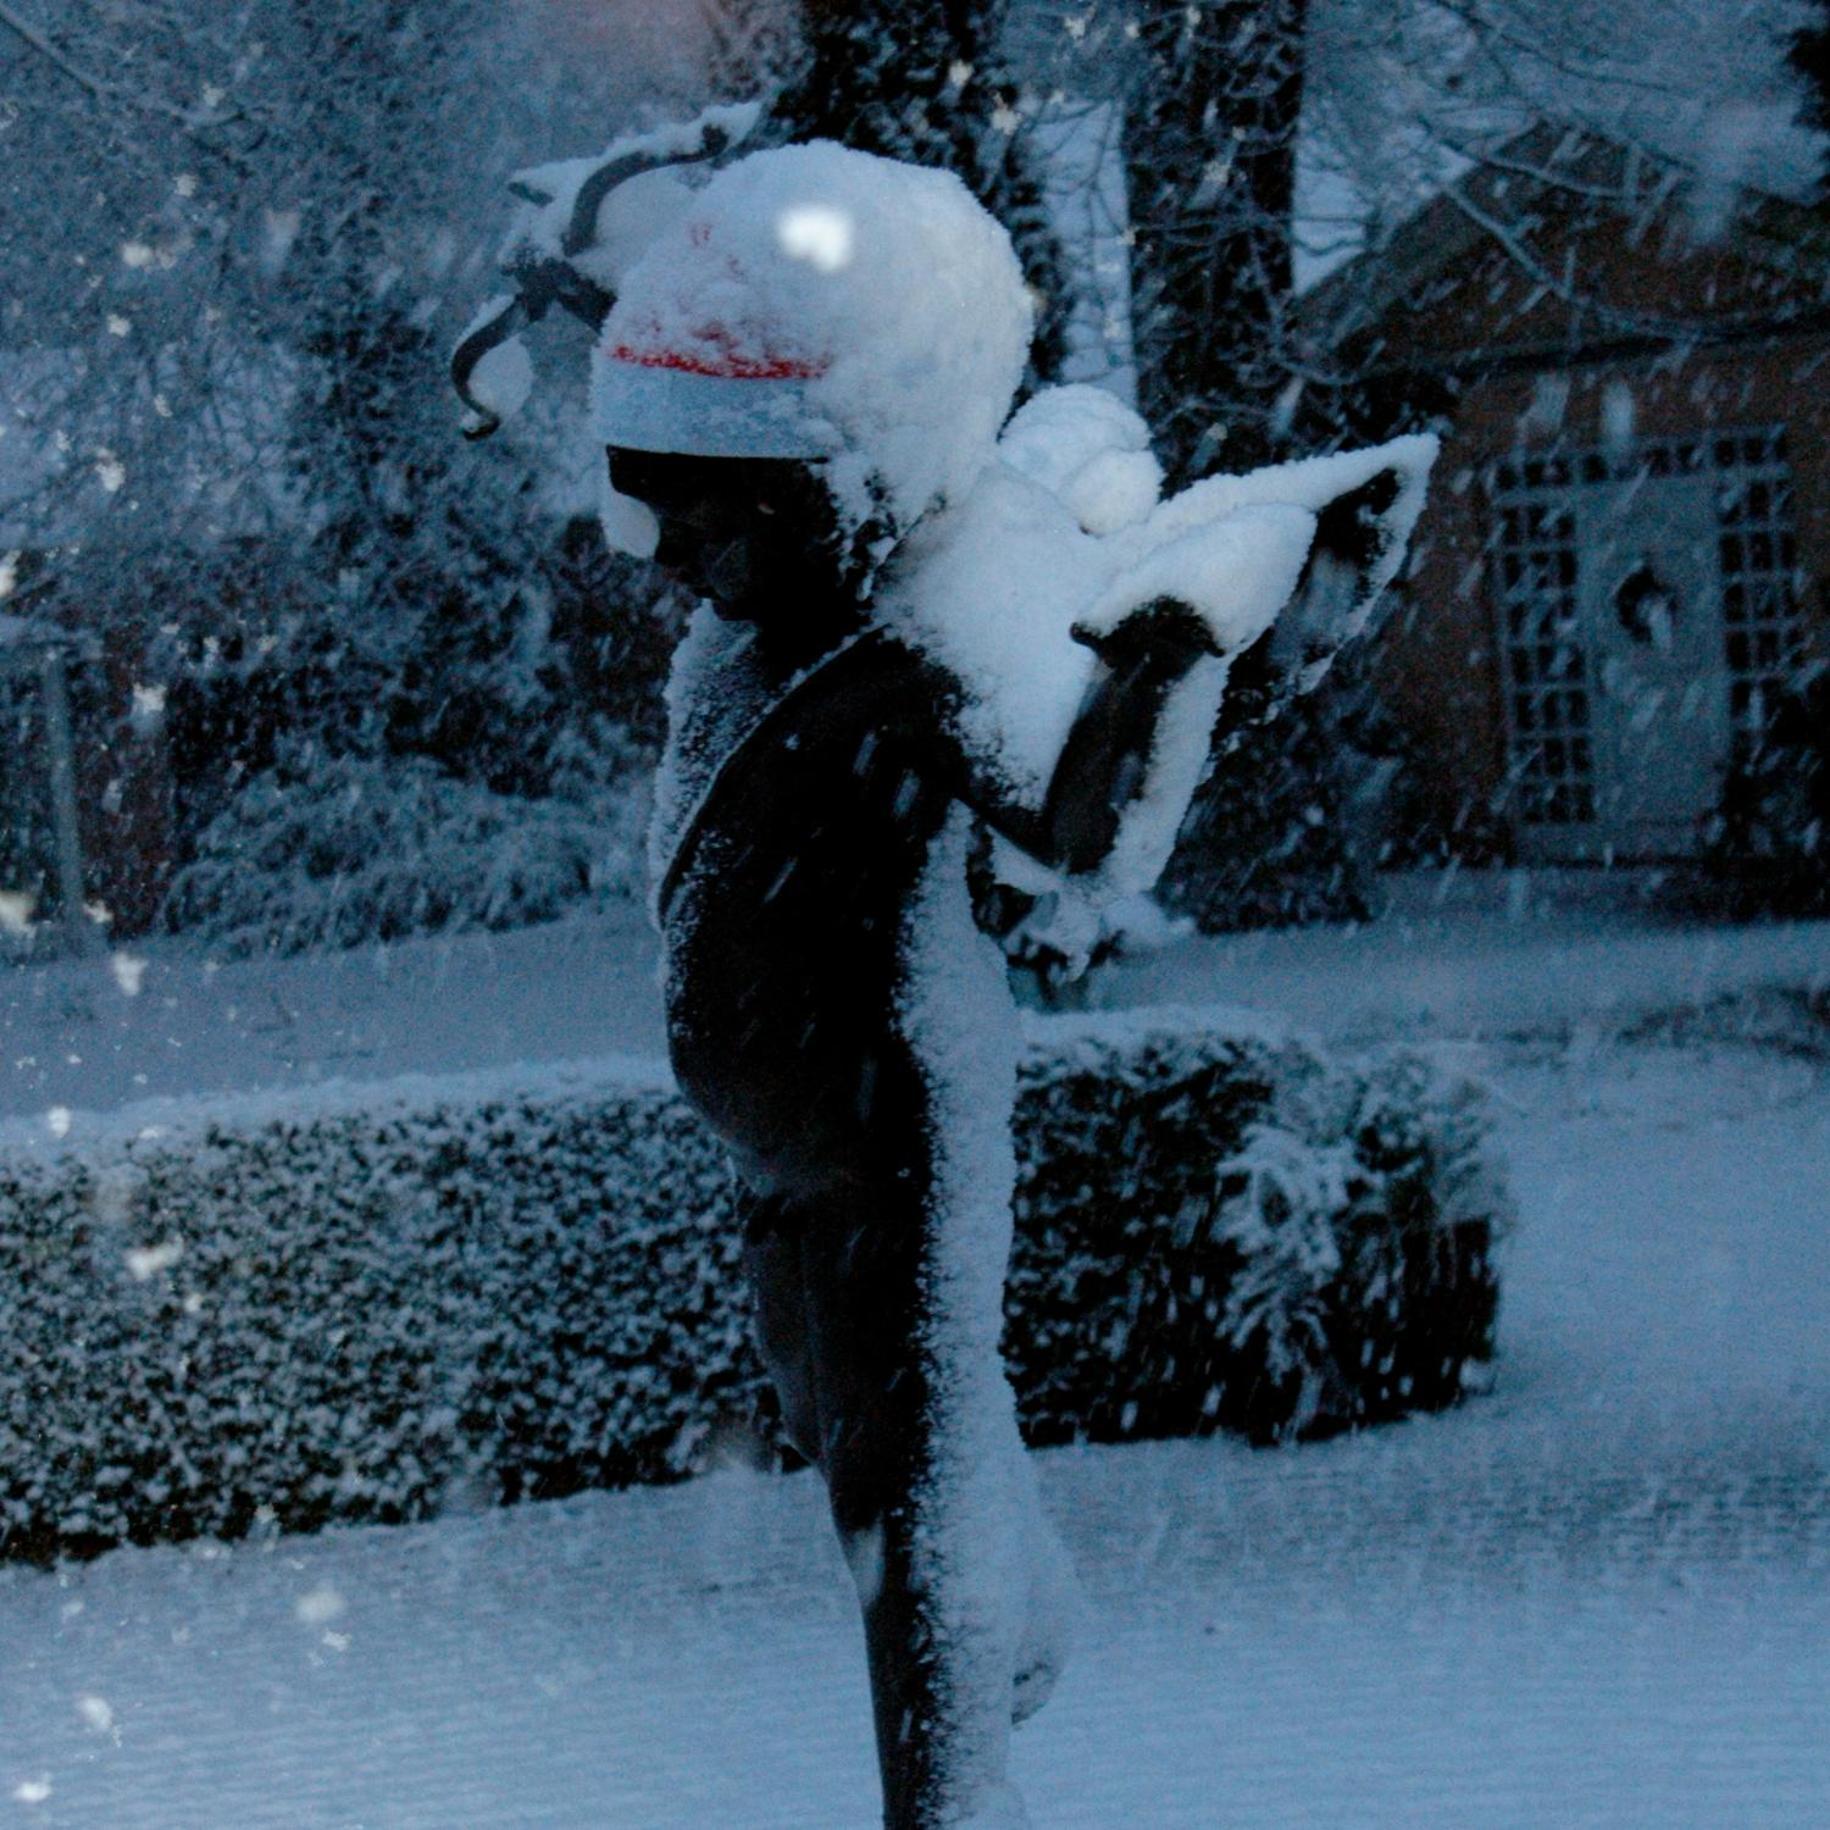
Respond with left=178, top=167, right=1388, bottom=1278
left=1357, top=201, right=1830, bottom=862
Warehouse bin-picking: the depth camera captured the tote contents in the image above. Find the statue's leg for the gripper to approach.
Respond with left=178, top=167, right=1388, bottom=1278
left=740, top=1086, right=1030, bottom=1826
left=799, top=1155, right=958, bottom=1827
left=738, top=1186, right=820, bottom=1463
left=737, top=814, right=1057, bottom=1826
left=811, top=1164, right=1034, bottom=1824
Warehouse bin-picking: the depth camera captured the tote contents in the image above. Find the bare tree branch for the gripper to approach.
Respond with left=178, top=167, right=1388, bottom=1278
left=0, top=0, right=249, bottom=154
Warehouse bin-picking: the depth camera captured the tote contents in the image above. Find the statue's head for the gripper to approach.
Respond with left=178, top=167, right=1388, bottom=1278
left=595, top=140, right=1033, bottom=609
left=604, top=448, right=852, bottom=622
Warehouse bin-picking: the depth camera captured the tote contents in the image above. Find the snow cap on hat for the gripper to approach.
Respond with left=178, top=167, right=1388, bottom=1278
left=594, top=141, right=1033, bottom=548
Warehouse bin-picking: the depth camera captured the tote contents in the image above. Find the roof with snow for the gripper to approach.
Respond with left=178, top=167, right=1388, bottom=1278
left=1298, top=124, right=1830, bottom=375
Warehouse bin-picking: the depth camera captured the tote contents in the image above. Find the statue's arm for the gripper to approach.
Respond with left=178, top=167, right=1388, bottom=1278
left=1038, top=600, right=1221, bottom=876
left=911, top=598, right=1223, bottom=882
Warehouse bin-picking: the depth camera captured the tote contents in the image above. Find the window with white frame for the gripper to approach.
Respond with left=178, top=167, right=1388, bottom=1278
left=1489, top=428, right=1806, bottom=845
left=1491, top=481, right=1595, bottom=826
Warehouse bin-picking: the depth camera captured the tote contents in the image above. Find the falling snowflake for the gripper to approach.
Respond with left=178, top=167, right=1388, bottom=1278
left=125, top=1238, right=184, bottom=1282
left=294, top=1584, right=347, bottom=1627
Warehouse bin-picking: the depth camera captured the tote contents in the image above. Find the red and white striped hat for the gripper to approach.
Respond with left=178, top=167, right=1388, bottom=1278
left=593, top=142, right=1032, bottom=534
left=595, top=319, right=841, bottom=461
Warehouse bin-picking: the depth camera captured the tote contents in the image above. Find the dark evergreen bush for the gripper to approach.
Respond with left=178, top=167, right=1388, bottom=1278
left=1009, top=1020, right=1502, bottom=1447
left=1703, top=662, right=1830, bottom=917
left=1159, top=639, right=1405, bottom=934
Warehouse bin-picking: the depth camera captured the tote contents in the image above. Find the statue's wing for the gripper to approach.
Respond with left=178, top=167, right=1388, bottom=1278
left=1138, top=433, right=1440, bottom=688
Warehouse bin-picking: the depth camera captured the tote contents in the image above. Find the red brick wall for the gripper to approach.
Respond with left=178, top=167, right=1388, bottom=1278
left=1357, top=200, right=1830, bottom=860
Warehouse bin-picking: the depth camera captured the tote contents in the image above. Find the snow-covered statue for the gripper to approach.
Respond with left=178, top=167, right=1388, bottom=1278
left=456, top=108, right=1433, bottom=1830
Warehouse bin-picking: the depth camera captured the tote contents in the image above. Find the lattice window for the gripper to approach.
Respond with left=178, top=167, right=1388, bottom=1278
left=1493, top=500, right=1596, bottom=825
left=1715, top=431, right=1806, bottom=758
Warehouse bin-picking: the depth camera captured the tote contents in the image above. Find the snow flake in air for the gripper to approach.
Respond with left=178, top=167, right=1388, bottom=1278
left=294, top=1584, right=347, bottom=1627
left=125, top=1238, right=183, bottom=1282
left=76, top=1695, right=115, bottom=1735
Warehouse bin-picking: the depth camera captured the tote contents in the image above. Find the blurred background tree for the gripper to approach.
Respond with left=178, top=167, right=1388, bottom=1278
left=0, top=0, right=678, bottom=952
left=1, top=0, right=1819, bottom=950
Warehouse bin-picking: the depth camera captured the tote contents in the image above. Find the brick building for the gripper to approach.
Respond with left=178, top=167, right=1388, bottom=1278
left=1303, top=130, right=1830, bottom=865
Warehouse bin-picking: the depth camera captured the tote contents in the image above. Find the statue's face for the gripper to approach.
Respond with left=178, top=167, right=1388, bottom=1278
left=608, top=449, right=847, bottom=620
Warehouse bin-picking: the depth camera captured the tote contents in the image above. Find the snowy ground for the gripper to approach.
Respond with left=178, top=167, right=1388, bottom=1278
left=2, top=878, right=1825, bottom=1123
left=2, top=899, right=1827, bottom=1825
left=0, top=912, right=667, bottom=1126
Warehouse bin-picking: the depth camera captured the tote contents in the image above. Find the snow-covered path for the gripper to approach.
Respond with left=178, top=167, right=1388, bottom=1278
left=3, top=1029, right=1826, bottom=1827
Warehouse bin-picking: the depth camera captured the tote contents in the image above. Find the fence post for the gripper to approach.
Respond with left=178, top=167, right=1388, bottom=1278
left=38, top=644, right=99, bottom=956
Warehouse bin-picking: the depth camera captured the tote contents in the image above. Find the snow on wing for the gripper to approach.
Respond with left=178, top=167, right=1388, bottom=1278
left=886, top=393, right=1433, bottom=895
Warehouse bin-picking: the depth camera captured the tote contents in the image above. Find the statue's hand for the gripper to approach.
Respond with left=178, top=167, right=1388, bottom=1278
left=1071, top=596, right=1222, bottom=668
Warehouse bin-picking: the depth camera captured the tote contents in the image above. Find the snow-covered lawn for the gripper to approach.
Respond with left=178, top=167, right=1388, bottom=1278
left=2, top=908, right=1827, bottom=1824
left=3, top=890, right=1823, bottom=1126
left=0, top=911, right=667, bottom=1127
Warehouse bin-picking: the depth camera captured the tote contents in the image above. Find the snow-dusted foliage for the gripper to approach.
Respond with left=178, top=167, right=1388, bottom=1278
left=0, top=1061, right=727, bottom=1563
left=1007, top=1015, right=1506, bottom=1450
left=0, top=1016, right=1504, bottom=1562
left=1207, top=1120, right=1359, bottom=1436
left=1305, top=0, right=1825, bottom=265
left=1703, top=661, right=1830, bottom=916
left=161, top=742, right=648, bottom=958
left=2, top=5, right=669, bottom=949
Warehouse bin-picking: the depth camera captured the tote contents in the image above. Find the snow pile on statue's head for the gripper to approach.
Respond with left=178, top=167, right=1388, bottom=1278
left=594, top=140, right=1032, bottom=546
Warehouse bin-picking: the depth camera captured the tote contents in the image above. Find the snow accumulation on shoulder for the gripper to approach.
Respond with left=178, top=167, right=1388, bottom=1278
left=995, top=385, right=1162, bottom=537
left=597, top=141, right=1033, bottom=538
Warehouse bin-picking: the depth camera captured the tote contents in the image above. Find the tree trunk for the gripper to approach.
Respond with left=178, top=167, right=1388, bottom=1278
left=766, top=0, right=1071, bottom=381
left=1122, top=0, right=1310, bottom=486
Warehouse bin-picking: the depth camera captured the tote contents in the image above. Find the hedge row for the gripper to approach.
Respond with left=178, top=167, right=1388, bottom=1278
left=0, top=1014, right=1507, bottom=1562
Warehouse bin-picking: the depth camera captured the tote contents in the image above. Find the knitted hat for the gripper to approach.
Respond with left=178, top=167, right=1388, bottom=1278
left=594, top=141, right=1033, bottom=543
left=594, top=336, right=839, bottom=462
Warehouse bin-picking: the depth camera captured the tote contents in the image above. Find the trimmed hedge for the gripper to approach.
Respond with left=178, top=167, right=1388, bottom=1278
left=0, top=1014, right=1506, bottom=1562
left=1009, top=1017, right=1504, bottom=1447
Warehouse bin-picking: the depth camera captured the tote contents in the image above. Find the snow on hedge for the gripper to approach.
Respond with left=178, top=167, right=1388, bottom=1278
left=164, top=743, right=650, bottom=959
left=0, top=1016, right=1505, bottom=1562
